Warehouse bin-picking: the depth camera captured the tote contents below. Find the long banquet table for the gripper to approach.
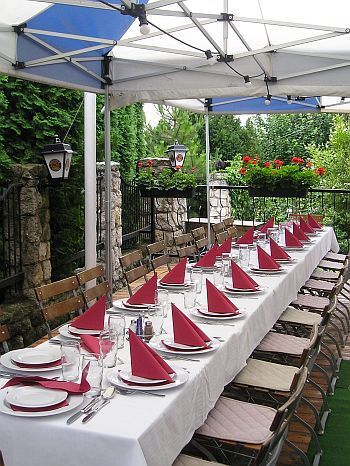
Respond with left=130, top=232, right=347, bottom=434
left=0, top=228, right=339, bottom=466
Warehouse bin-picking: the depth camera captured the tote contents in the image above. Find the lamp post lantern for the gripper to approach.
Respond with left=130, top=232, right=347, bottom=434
left=166, top=140, right=188, bottom=170
left=42, top=136, right=74, bottom=179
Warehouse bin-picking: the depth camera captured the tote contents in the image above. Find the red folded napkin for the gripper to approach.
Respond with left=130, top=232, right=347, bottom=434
left=194, top=244, right=218, bottom=268
left=80, top=334, right=100, bottom=354
left=129, top=330, right=174, bottom=382
left=127, top=273, right=157, bottom=305
left=10, top=399, right=69, bottom=412
left=216, top=237, right=232, bottom=255
left=172, top=303, right=210, bottom=347
left=236, top=226, right=254, bottom=245
left=160, top=258, right=186, bottom=285
left=72, top=295, right=106, bottom=331
left=293, top=222, right=310, bottom=241
left=14, top=359, right=62, bottom=369
left=285, top=228, right=303, bottom=247
left=269, top=237, right=291, bottom=260
left=308, top=214, right=322, bottom=229
left=299, top=217, right=315, bottom=234
left=206, top=279, right=239, bottom=314
left=257, top=245, right=281, bottom=270
left=258, top=217, right=274, bottom=234
left=2, top=363, right=90, bottom=394
left=231, top=260, right=258, bottom=290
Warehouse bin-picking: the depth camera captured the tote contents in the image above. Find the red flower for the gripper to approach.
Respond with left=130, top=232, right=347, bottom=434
left=264, top=161, right=271, bottom=168
left=273, top=159, right=284, bottom=168
left=250, top=159, right=258, bottom=165
left=291, top=156, right=304, bottom=165
left=239, top=167, right=247, bottom=175
left=306, top=161, right=312, bottom=168
left=137, top=161, right=143, bottom=168
left=315, top=167, right=326, bottom=176
left=242, top=156, right=251, bottom=164
left=147, top=160, right=153, bottom=167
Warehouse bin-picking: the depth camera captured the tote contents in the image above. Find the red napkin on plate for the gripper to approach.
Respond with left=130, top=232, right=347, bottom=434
left=172, top=303, right=210, bottom=347
left=194, top=244, right=218, bottom=268
left=14, top=359, right=62, bottom=369
left=236, top=226, right=254, bottom=245
left=216, top=237, right=232, bottom=255
left=231, top=260, right=258, bottom=290
left=160, top=258, right=186, bottom=285
left=285, top=228, right=303, bottom=247
left=308, top=214, right=322, bottom=229
left=72, top=295, right=106, bottom=331
left=257, top=245, right=281, bottom=270
left=2, top=363, right=90, bottom=394
left=269, top=237, right=291, bottom=260
left=258, top=217, right=274, bottom=234
left=206, top=279, right=239, bottom=314
left=299, top=217, right=315, bottom=234
left=293, top=222, right=310, bottom=241
left=128, top=330, right=174, bottom=382
left=127, top=273, right=157, bottom=305
left=80, top=334, right=100, bottom=354
left=10, top=399, right=69, bottom=412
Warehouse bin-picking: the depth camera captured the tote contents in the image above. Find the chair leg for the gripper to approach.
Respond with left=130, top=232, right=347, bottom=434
left=307, top=378, right=331, bottom=434
left=301, top=395, right=323, bottom=436
left=293, top=414, right=322, bottom=466
left=285, top=439, right=311, bottom=466
left=324, top=331, right=342, bottom=359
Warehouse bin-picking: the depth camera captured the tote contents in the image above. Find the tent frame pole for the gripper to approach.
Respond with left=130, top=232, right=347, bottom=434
left=104, top=85, right=113, bottom=290
left=205, top=112, right=211, bottom=246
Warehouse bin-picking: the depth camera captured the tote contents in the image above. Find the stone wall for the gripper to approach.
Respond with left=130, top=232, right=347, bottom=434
left=97, top=161, right=123, bottom=289
left=209, top=172, right=232, bottom=221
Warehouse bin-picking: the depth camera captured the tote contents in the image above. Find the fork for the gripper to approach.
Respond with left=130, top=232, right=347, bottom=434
left=115, top=387, right=166, bottom=397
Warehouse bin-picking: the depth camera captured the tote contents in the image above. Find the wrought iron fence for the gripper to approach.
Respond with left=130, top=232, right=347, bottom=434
left=187, top=185, right=350, bottom=252
left=0, top=183, right=23, bottom=300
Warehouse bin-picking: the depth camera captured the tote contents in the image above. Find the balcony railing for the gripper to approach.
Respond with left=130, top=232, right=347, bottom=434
left=187, top=185, right=350, bottom=253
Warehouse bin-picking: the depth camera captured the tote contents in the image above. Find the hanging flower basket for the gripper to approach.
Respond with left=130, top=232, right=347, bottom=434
left=139, top=186, right=195, bottom=198
left=248, top=187, right=308, bottom=198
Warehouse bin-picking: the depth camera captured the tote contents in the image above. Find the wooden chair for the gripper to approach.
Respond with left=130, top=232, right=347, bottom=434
left=290, top=213, right=324, bottom=224
left=212, top=221, right=226, bottom=239
left=76, top=264, right=112, bottom=308
left=226, top=225, right=238, bottom=239
left=191, top=227, right=209, bottom=255
left=174, top=233, right=197, bottom=261
left=147, top=241, right=171, bottom=272
left=119, top=249, right=148, bottom=296
left=34, top=276, right=84, bottom=339
left=0, top=324, right=10, bottom=353
left=215, top=230, right=227, bottom=245
left=223, top=217, right=234, bottom=228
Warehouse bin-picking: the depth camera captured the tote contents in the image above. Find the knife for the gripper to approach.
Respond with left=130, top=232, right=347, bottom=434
left=82, top=399, right=110, bottom=423
left=66, top=397, right=101, bottom=424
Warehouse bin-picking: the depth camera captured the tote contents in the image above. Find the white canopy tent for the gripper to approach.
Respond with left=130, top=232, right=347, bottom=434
left=2, top=0, right=350, bottom=284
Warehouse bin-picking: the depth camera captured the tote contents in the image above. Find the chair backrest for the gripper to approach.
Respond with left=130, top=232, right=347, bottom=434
left=147, top=241, right=171, bottom=272
left=34, top=276, right=84, bottom=338
left=224, top=217, right=234, bottom=228
left=290, top=213, right=324, bottom=224
left=192, top=227, right=209, bottom=254
left=226, top=225, right=238, bottom=239
left=256, top=367, right=308, bottom=466
left=0, top=324, right=10, bottom=353
left=119, top=249, right=148, bottom=296
left=76, top=265, right=112, bottom=308
left=174, top=233, right=197, bottom=260
left=216, top=231, right=228, bottom=245
left=212, top=221, right=226, bottom=235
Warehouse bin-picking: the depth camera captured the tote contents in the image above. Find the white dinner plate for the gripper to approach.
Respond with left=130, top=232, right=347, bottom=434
left=58, top=324, right=80, bottom=340
left=11, top=347, right=61, bottom=366
left=274, top=257, right=295, bottom=263
left=0, top=351, right=62, bottom=373
left=197, top=308, right=244, bottom=318
left=123, top=300, right=153, bottom=310
left=231, top=243, right=255, bottom=249
left=150, top=337, right=220, bottom=355
left=282, top=246, right=304, bottom=251
left=190, top=308, right=244, bottom=320
left=0, top=389, right=83, bottom=417
left=162, top=337, right=212, bottom=351
left=118, top=368, right=176, bottom=385
left=6, top=386, right=68, bottom=408
left=224, top=285, right=262, bottom=293
left=189, top=265, right=218, bottom=272
left=158, top=282, right=191, bottom=291
left=107, top=366, right=189, bottom=391
left=67, top=325, right=101, bottom=336
left=249, top=267, right=284, bottom=274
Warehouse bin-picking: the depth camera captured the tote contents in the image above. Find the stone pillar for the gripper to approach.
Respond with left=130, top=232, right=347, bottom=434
left=10, top=164, right=51, bottom=299
left=138, top=158, right=187, bottom=250
left=209, top=172, right=232, bottom=221
left=97, top=161, right=123, bottom=289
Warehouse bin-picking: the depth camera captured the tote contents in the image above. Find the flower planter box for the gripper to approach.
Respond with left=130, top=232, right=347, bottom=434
left=139, top=186, right=195, bottom=198
left=248, top=187, right=308, bottom=198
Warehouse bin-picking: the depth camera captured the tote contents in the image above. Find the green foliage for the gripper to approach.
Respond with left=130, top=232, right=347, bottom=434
left=251, top=113, right=334, bottom=163
left=224, top=155, right=246, bottom=185
left=245, top=164, right=319, bottom=191
left=136, top=166, right=196, bottom=190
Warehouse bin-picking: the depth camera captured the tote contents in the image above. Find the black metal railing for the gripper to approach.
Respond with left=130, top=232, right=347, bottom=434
left=121, top=178, right=152, bottom=249
left=0, top=183, right=24, bottom=300
left=187, top=185, right=350, bottom=252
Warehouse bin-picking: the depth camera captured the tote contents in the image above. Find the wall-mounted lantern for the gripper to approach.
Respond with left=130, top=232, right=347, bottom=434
left=166, top=140, right=188, bottom=170
left=42, top=136, right=74, bottom=179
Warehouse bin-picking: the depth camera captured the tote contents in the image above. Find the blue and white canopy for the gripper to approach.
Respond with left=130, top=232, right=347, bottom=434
left=2, top=0, right=350, bottom=113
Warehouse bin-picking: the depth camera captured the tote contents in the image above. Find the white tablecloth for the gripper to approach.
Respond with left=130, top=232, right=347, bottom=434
left=0, top=228, right=338, bottom=466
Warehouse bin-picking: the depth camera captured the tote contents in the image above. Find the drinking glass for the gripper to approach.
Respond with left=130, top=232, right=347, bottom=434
left=256, top=232, right=267, bottom=249
left=213, top=266, right=224, bottom=287
left=148, top=304, right=164, bottom=342
left=108, top=314, right=126, bottom=349
left=60, top=341, right=81, bottom=382
left=155, top=289, right=169, bottom=319
left=222, top=252, right=231, bottom=276
left=81, top=353, right=103, bottom=397
left=190, top=268, right=203, bottom=293
left=99, top=329, right=118, bottom=368
left=238, top=245, right=250, bottom=269
left=183, top=281, right=196, bottom=309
